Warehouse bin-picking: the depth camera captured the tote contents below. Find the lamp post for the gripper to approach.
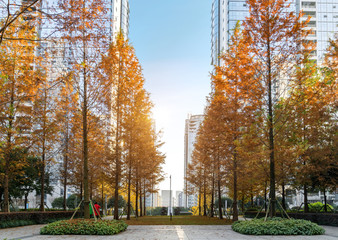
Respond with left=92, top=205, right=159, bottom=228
left=169, top=175, right=172, bottom=221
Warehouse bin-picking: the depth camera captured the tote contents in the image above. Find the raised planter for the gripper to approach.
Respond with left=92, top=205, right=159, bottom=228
left=244, top=211, right=338, bottom=227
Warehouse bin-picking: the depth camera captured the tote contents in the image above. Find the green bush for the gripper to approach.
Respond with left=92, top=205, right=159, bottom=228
left=40, top=219, right=128, bottom=235
left=232, top=218, right=325, bottom=235
left=309, top=202, right=333, bottom=212
left=52, top=197, right=64, bottom=209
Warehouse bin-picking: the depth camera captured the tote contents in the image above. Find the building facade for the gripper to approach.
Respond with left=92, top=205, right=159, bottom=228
left=183, top=114, right=204, bottom=208
left=211, top=0, right=338, bottom=66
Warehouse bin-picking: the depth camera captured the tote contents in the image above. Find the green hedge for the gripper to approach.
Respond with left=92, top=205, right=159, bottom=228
left=0, top=211, right=79, bottom=229
left=0, top=220, right=36, bottom=229
left=232, top=218, right=325, bottom=235
left=40, top=219, right=128, bottom=235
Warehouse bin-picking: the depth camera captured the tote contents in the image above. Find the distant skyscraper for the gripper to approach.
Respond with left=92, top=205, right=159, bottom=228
left=161, top=190, right=174, bottom=207
left=183, top=114, right=204, bottom=208
left=211, top=0, right=338, bottom=65
left=211, top=0, right=249, bottom=66
left=175, top=191, right=184, bottom=207
left=110, top=0, right=130, bottom=40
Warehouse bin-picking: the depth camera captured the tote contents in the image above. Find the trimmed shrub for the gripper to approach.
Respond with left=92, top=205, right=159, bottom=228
left=232, top=218, right=325, bottom=235
left=40, top=219, right=128, bottom=235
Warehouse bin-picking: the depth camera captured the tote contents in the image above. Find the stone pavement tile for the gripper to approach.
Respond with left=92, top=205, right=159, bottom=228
left=0, top=224, right=337, bottom=240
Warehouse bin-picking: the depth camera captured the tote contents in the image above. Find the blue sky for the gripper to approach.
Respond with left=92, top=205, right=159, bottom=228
left=129, top=0, right=212, bottom=192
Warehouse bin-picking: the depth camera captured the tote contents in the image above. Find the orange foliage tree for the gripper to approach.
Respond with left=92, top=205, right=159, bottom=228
left=0, top=17, right=42, bottom=212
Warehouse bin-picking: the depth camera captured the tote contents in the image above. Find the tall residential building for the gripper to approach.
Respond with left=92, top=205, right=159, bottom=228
left=183, top=114, right=204, bottom=208
left=211, top=0, right=338, bottom=66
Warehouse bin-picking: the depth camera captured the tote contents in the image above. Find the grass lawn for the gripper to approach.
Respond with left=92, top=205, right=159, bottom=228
left=123, top=215, right=232, bottom=225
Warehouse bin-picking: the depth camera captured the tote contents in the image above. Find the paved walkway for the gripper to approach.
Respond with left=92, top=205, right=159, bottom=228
left=0, top=224, right=337, bottom=240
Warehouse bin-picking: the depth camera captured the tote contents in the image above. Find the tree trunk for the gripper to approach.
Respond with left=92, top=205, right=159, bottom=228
left=63, top=127, right=69, bottom=211
left=143, top=182, right=146, bottom=216
left=24, top=192, right=28, bottom=210
left=233, top=151, right=238, bottom=221
left=267, top=26, right=276, bottom=217
left=63, top=155, right=68, bottom=210
left=113, top=52, right=122, bottom=220
left=140, top=186, right=143, bottom=217
left=217, top=178, right=223, bottom=219
left=135, top=180, right=139, bottom=217
left=82, top=19, right=90, bottom=218
left=198, top=184, right=202, bottom=216
left=323, top=189, right=327, bottom=213
left=282, top=182, right=286, bottom=211
left=264, top=182, right=267, bottom=212
left=3, top=166, right=9, bottom=212
left=304, top=184, right=309, bottom=213
left=40, top=156, right=45, bottom=211
left=203, top=175, right=207, bottom=216
left=210, top=172, right=215, bottom=217
left=3, top=90, right=14, bottom=213
left=217, top=153, right=223, bottom=219
left=127, top=166, right=131, bottom=220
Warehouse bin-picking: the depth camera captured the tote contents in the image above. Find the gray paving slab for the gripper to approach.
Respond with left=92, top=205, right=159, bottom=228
left=0, top=224, right=337, bottom=240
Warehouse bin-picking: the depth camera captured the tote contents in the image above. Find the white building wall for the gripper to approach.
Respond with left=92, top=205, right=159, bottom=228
left=183, top=114, right=204, bottom=208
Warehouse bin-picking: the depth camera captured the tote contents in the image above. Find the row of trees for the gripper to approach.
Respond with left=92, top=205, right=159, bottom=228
left=0, top=0, right=165, bottom=219
left=187, top=0, right=337, bottom=220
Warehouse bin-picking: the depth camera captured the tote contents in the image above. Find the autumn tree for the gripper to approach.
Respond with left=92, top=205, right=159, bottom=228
left=0, top=0, right=41, bottom=45
left=0, top=16, right=41, bottom=212
left=209, top=22, right=263, bottom=220
left=57, top=0, right=109, bottom=219
left=243, top=0, right=310, bottom=216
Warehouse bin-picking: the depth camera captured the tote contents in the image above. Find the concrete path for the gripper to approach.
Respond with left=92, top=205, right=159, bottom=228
left=0, top=224, right=337, bottom=240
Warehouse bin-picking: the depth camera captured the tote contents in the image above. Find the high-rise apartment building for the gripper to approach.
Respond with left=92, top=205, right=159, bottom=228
left=183, top=114, right=204, bottom=208
left=211, top=0, right=338, bottom=66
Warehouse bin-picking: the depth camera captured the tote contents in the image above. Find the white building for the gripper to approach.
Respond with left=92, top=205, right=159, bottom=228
left=161, top=190, right=174, bottom=208
left=183, top=114, right=204, bottom=208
